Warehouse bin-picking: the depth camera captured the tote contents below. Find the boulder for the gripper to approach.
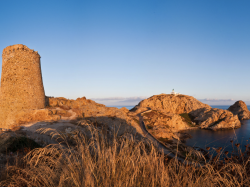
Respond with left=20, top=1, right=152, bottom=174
left=228, top=100, right=250, bottom=120
left=190, top=108, right=241, bottom=130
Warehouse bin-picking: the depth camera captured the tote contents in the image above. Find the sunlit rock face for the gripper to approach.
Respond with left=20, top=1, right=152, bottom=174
left=141, top=110, right=191, bottom=140
left=132, top=94, right=241, bottom=132
left=131, top=94, right=211, bottom=114
left=228, top=100, right=250, bottom=120
left=46, top=96, right=145, bottom=137
left=190, top=108, right=241, bottom=131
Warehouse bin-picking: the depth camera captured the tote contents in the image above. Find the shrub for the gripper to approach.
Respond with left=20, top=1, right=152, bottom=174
left=180, top=113, right=195, bottom=127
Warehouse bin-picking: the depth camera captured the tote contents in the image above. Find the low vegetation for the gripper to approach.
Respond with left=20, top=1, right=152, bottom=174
left=146, top=125, right=153, bottom=129
left=180, top=113, right=196, bottom=127
left=177, top=95, right=185, bottom=98
left=1, top=127, right=250, bottom=186
left=133, top=118, right=140, bottom=125
left=158, top=137, right=173, bottom=144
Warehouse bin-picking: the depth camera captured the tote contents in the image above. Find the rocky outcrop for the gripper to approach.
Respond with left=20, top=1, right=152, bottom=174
left=190, top=108, right=241, bottom=130
left=47, top=96, right=105, bottom=110
left=228, top=100, right=250, bottom=120
left=142, top=110, right=192, bottom=140
left=1, top=96, right=144, bottom=139
left=133, top=94, right=241, bottom=133
left=48, top=97, right=144, bottom=136
left=131, top=94, right=211, bottom=114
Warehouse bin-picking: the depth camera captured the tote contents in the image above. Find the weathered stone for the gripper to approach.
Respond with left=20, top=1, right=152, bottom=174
left=0, top=44, right=45, bottom=129
left=135, top=94, right=241, bottom=133
left=142, top=110, right=191, bottom=140
left=190, top=108, right=241, bottom=130
left=46, top=97, right=144, bottom=136
left=131, top=94, right=210, bottom=114
left=119, top=107, right=129, bottom=113
left=14, top=109, right=60, bottom=126
left=228, top=100, right=250, bottom=120
left=209, top=115, right=241, bottom=130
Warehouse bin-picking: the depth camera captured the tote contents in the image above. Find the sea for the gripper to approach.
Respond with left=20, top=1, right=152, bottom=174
left=108, top=105, right=250, bottom=155
left=185, top=105, right=250, bottom=155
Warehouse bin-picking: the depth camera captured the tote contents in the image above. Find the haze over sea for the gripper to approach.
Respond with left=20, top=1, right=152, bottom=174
left=111, top=105, right=250, bottom=156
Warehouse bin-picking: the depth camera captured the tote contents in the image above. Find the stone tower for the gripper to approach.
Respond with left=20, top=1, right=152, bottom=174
left=0, top=44, right=45, bottom=128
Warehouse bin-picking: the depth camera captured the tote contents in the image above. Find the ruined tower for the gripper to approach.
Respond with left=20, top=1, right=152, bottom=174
left=0, top=44, right=45, bottom=128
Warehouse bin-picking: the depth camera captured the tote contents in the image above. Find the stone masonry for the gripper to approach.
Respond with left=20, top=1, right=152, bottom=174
left=0, top=44, right=45, bottom=129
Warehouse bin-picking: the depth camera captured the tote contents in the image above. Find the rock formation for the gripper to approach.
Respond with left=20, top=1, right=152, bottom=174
left=133, top=94, right=241, bottom=133
left=190, top=108, right=241, bottom=130
left=131, top=94, right=211, bottom=114
left=47, top=96, right=143, bottom=135
left=0, top=44, right=45, bottom=129
left=141, top=110, right=191, bottom=140
left=228, top=100, right=250, bottom=120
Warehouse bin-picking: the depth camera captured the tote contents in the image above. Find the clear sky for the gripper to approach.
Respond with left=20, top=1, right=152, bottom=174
left=0, top=0, right=250, bottom=106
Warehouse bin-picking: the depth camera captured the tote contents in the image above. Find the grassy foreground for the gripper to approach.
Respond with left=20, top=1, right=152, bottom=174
left=0, top=126, right=250, bottom=187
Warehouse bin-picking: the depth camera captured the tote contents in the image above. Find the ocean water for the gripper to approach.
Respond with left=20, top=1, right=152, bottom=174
left=185, top=105, right=250, bottom=155
left=107, top=106, right=134, bottom=110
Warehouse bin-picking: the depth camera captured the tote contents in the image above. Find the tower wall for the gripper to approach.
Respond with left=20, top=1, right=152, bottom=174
left=0, top=44, right=45, bottom=128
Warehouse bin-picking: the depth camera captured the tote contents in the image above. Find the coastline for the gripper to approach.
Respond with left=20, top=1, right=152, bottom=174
left=111, top=104, right=250, bottom=158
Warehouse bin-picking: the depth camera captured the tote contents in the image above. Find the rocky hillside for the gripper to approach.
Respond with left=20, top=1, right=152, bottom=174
left=228, top=100, right=250, bottom=120
left=47, top=96, right=143, bottom=137
left=131, top=94, right=211, bottom=114
left=0, top=96, right=147, bottom=169
left=132, top=94, right=241, bottom=132
left=141, top=110, right=192, bottom=140
left=0, top=96, right=145, bottom=141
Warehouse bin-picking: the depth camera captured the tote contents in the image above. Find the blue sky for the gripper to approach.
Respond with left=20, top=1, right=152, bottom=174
left=0, top=0, right=250, bottom=106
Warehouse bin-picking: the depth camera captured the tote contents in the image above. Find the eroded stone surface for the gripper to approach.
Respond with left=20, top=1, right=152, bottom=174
left=46, top=97, right=144, bottom=136
left=142, top=110, right=192, bottom=140
left=134, top=94, right=241, bottom=132
left=228, top=100, right=250, bottom=120
left=131, top=94, right=211, bottom=114
left=190, top=108, right=241, bottom=130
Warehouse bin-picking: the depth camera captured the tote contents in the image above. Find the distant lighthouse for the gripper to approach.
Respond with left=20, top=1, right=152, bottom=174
left=171, top=89, right=180, bottom=96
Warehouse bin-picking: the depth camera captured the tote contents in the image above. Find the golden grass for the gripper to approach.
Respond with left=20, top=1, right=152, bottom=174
left=1, top=126, right=250, bottom=186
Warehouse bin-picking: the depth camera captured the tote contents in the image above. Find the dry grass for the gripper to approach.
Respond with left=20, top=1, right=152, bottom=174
left=1, top=126, right=250, bottom=186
